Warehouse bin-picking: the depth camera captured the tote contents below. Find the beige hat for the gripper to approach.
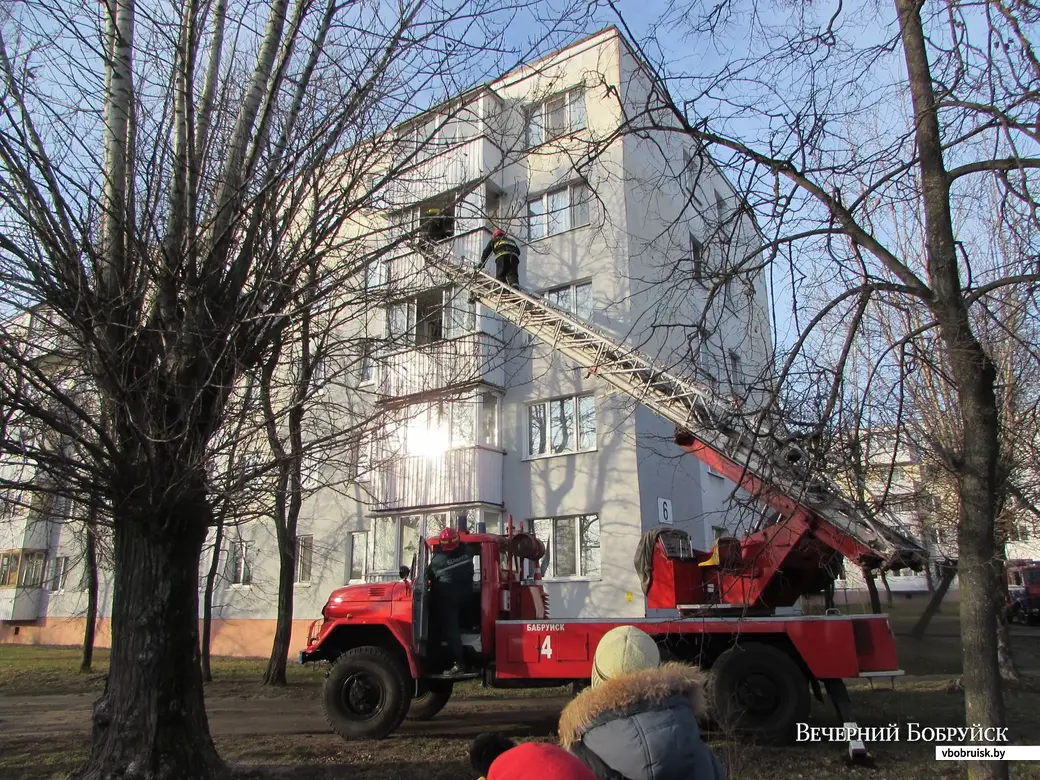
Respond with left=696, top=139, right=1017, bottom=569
left=590, top=625, right=660, bottom=688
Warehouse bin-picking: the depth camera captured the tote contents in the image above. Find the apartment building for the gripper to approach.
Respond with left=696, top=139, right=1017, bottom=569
left=1, top=27, right=773, bottom=655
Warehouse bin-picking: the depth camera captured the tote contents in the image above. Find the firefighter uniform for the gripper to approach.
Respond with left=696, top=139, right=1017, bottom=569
left=479, top=231, right=521, bottom=287
left=429, top=537, right=475, bottom=674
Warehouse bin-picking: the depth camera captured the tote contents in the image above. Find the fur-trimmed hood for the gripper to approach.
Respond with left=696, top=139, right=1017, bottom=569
left=559, top=663, right=707, bottom=748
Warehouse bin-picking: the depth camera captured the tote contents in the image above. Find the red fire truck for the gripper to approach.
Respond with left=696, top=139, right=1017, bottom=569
left=300, top=260, right=928, bottom=760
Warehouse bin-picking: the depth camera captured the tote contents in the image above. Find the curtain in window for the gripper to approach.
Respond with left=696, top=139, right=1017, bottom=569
left=574, top=283, right=593, bottom=320
left=373, top=517, right=397, bottom=571
left=570, top=183, right=591, bottom=228
left=547, top=188, right=568, bottom=236
left=533, top=518, right=552, bottom=576
left=528, top=107, right=545, bottom=147
left=545, top=96, right=567, bottom=138
left=554, top=519, right=577, bottom=577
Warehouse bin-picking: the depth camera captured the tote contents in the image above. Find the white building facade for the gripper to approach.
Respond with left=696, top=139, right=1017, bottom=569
left=2, top=28, right=773, bottom=654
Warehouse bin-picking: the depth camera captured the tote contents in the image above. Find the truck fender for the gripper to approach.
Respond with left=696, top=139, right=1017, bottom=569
left=305, top=618, right=420, bottom=678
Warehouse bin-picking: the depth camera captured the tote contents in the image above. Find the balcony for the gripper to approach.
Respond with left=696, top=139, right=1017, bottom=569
left=0, top=586, right=42, bottom=621
left=381, top=332, right=506, bottom=398
left=374, top=446, right=503, bottom=511
left=387, top=135, right=503, bottom=206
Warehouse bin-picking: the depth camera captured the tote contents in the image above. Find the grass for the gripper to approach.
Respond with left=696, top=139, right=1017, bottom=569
left=5, top=613, right=1040, bottom=780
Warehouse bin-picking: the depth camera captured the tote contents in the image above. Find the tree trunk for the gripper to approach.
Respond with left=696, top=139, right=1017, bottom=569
left=996, top=603, right=1019, bottom=683
left=200, top=516, right=225, bottom=684
left=862, top=566, right=882, bottom=614
left=912, top=564, right=956, bottom=639
left=262, top=535, right=295, bottom=686
left=880, top=569, right=894, bottom=607
left=894, top=0, right=1008, bottom=774
left=80, top=522, right=99, bottom=673
left=73, top=495, right=226, bottom=780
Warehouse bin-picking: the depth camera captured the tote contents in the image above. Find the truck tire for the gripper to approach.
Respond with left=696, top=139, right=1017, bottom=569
left=323, top=646, right=413, bottom=740
left=407, top=679, right=453, bottom=720
left=706, top=643, right=810, bottom=745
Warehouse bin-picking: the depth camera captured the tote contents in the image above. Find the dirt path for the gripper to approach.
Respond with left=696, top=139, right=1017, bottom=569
left=0, top=692, right=569, bottom=740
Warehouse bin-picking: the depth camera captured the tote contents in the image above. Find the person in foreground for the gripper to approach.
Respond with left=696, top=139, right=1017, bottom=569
left=477, top=740, right=598, bottom=780
left=470, top=732, right=517, bottom=780
left=558, top=625, right=727, bottom=780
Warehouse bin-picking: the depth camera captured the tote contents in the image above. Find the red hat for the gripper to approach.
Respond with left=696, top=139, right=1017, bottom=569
left=493, top=228, right=505, bottom=238
left=437, top=526, right=460, bottom=550
left=487, top=743, right=596, bottom=780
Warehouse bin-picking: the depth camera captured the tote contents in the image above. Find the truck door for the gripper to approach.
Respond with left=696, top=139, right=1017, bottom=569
left=412, top=537, right=430, bottom=657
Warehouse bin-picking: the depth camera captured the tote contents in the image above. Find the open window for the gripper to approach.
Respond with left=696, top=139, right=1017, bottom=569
left=419, top=195, right=457, bottom=243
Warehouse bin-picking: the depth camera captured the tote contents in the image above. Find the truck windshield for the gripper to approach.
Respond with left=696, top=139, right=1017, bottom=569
left=1024, top=569, right=1040, bottom=585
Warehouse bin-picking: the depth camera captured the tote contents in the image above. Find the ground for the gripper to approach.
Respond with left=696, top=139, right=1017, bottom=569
left=3, top=602, right=1040, bottom=780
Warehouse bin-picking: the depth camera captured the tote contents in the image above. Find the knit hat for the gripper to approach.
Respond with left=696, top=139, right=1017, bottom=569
left=487, top=743, right=596, bottom=780
left=590, top=625, right=660, bottom=688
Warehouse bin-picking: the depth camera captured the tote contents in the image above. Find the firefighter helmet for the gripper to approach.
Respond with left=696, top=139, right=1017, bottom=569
left=437, top=526, right=461, bottom=550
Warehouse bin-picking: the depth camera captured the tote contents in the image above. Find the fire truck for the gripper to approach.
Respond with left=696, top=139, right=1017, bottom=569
left=300, top=254, right=928, bottom=760
left=1006, top=560, right=1040, bottom=624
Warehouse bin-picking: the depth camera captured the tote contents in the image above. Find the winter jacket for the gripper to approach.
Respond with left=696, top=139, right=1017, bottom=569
left=558, top=663, right=726, bottom=780
left=428, top=548, right=474, bottom=593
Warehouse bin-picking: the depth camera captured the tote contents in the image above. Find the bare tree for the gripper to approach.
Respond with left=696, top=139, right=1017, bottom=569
left=593, top=4, right=1040, bottom=776
left=0, top=0, right=583, bottom=775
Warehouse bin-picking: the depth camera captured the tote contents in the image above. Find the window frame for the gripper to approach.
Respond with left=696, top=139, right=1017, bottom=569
left=0, top=552, right=20, bottom=587
left=19, top=551, right=46, bottom=587
left=526, top=182, right=591, bottom=240
left=49, top=555, right=70, bottom=593
left=525, top=393, right=597, bottom=459
left=348, top=532, right=368, bottom=582
left=543, top=280, right=593, bottom=320
left=294, top=535, right=314, bottom=585
left=689, top=234, right=704, bottom=283
left=229, top=540, right=252, bottom=586
left=532, top=513, right=601, bottom=581
left=526, top=87, right=586, bottom=148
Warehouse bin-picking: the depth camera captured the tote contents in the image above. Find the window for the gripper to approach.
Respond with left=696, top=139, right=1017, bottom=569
left=19, top=552, right=45, bottom=587
left=707, top=464, right=724, bottom=479
left=533, top=514, right=600, bottom=579
left=360, top=342, right=377, bottom=385
left=348, top=532, right=367, bottom=581
left=481, top=392, right=500, bottom=447
left=373, top=517, right=397, bottom=572
left=229, top=541, right=251, bottom=585
left=527, top=88, right=586, bottom=147
left=527, top=183, right=591, bottom=239
left=365, top=258, right=388, bottom=289
left=387, top=287, right=474, bottom=347
left=544, top=281, right=593, bottom=320
left=49, top=556, right=70, bottom=592
left=400, top=515, right=421, bottom=570
left=392, top=206, right=420, bottom=234
left=690, top=235, right=704, bottom=282
left=527, top=394, right=596, bottom=457
left=727, top=350, right=741, bottom=379
left=715, top=190, right=728, bottom=221
left=682, top=149, right=705, bottom=206
left=0, top=552, right=19, bottom=586
left=295, top=535, right=313, bottom=584
left=400, top=397, right=476, bottom=455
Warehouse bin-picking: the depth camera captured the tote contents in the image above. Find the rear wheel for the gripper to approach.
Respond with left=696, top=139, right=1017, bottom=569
left=706, top=643, right=810, bottom=745
left=407, top=679, right=453, bottom=720
left=323, top=646, right=412, bottom=740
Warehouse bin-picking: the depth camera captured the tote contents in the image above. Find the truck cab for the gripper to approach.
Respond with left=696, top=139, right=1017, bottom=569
left=299, top=530, right=547, bottom=739
left=1006, top=560, right=1040, bottom=624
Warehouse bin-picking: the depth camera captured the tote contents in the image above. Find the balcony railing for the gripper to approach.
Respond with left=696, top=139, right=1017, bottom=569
left=0, top=586, right=42, bottom=621
left=374, top=446, right=503, bottom=511
left=380, top=331, right=506, bottom=398
left=387, top=135, right=503, bottom=206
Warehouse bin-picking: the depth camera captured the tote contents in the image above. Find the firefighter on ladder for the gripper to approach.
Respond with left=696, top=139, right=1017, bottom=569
left=478, top=228, right=522, bottom=288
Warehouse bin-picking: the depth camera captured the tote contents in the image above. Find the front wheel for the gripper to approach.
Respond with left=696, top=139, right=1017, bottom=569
left=706, top=643, right=810, bottom=745
left=407, top=679, right=453, bottom=720
left=323, top=646, right=413, bottom=740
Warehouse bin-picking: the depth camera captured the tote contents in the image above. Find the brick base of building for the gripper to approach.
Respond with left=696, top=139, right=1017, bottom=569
left=0, top=617, right=318, bottom=660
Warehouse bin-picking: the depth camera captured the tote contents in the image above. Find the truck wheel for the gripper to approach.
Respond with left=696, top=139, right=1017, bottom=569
left=323, top=646, right=412, bottom=740
left=407, top=679, right=453, bottom=720
left=706, top=643, right=810, bottom=745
